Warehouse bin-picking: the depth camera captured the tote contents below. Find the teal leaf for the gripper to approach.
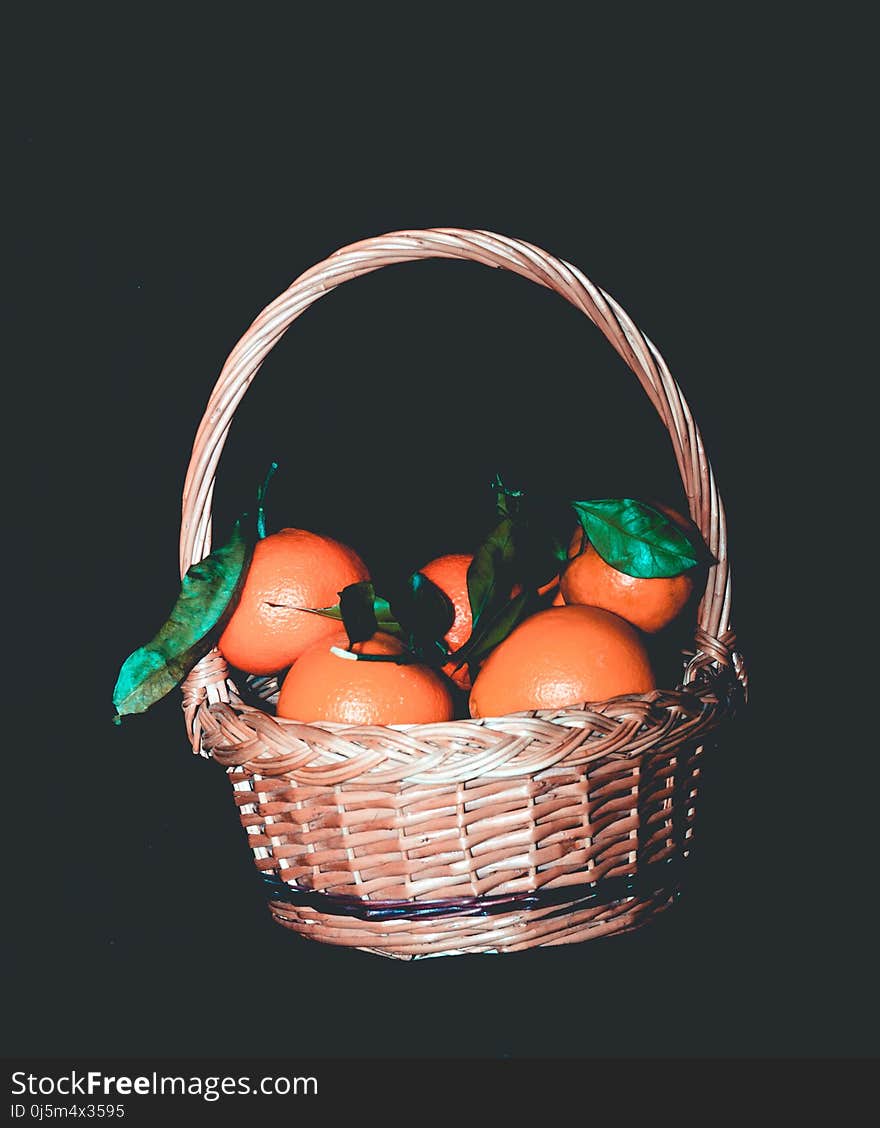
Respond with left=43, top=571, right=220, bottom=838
left=112, top=520, right=253, bottom=719
left=571, top=499, right=704, bottom=578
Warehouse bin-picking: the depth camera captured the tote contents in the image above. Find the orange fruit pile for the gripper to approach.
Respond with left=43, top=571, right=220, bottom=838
left=418, top=553, right=565, bottom=691
left=216, top=501, right=702, bottom=726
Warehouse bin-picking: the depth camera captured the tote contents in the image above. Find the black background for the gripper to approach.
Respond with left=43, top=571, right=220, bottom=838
left=6, top=7, right=875, bottom=1079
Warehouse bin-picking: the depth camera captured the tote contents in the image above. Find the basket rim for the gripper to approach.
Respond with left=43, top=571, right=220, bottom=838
left=192, top=650, right=742, bottom=784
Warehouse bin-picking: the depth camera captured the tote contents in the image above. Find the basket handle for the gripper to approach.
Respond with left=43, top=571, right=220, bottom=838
left=179, top=229, right=742, bottom=732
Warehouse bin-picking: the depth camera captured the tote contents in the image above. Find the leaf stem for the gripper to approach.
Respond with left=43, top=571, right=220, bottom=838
left=256, top=461, right=279, bottom=540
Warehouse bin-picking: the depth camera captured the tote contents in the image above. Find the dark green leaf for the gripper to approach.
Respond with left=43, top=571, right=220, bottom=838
left=304, top=581, right=403, bottom=642
left=492, top=472, right=525, bottom=520
left=388, top=572, right=455, bottom=662
left=467, top=516, right=517, bottom=626
left=304, top=574, right=454, bottom=666
left=539, top=496, right=583, bottom=567
left=466, top=589, right=532, bottom=666
left=113, top=521, right=253, bottom=719
left=491, top=480, right=572, bottom=588
left=339, top=581, right=382, bottom=648
left=455, top=483, right=568, bottom=677
left=571, top=499, right=702, bottom=578
left=449, top=589, right=533, bottom=677
left=511, top=515, right=569, bottom=590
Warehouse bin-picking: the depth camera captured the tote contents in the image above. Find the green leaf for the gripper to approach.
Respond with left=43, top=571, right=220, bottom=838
left=571, top=498, right=703, bottom=578
left=467, top=516, right=517, bottom=626
left=113, top=520, right=253, bottom=719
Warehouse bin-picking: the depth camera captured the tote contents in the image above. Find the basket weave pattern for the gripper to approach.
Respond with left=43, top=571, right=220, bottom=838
left=178, top=229, right=746, bottom=958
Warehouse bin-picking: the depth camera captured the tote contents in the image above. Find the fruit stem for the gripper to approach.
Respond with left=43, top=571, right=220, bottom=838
left=341, top=650, right=422, bottom=665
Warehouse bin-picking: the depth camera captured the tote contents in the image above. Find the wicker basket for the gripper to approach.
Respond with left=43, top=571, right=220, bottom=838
left=178, top=228, right=746, bottom=959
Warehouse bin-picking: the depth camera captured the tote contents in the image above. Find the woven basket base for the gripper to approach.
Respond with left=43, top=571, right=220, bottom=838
left=266, top=886, right=677, bottom=960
